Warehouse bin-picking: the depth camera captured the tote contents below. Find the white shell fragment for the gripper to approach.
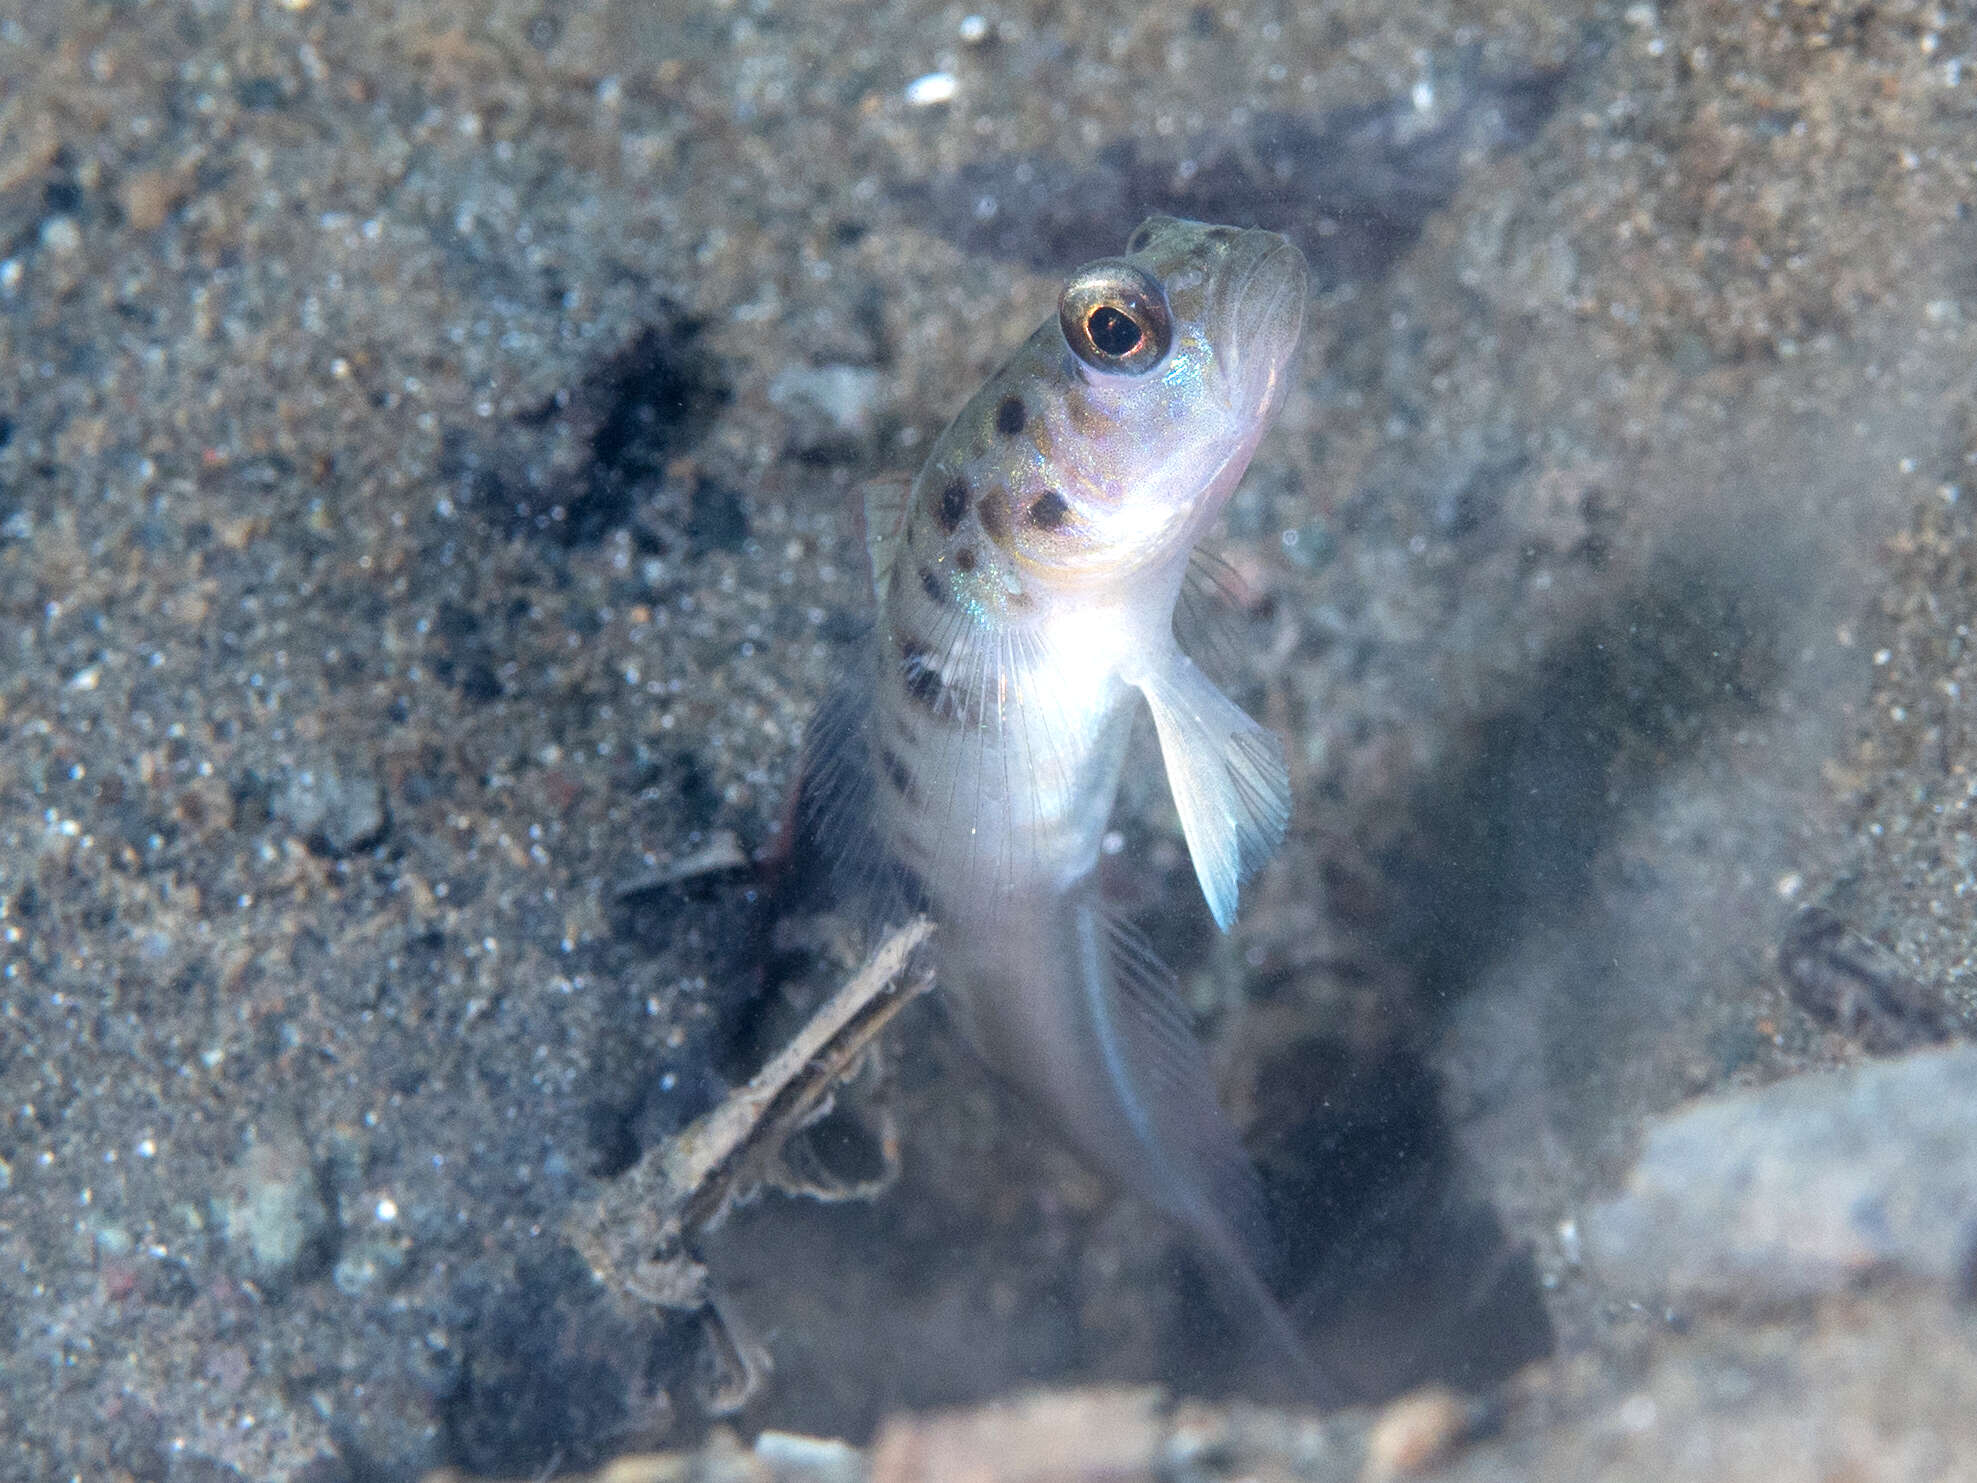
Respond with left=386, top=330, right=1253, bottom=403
left=904, top=71, right=959, bottom=107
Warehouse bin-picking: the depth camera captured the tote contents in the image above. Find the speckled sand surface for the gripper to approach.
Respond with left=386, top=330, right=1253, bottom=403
left=2, top=0, right=1975, bottom=1479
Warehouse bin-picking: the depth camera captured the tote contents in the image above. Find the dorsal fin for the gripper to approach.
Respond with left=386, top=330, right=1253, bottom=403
left=861, top=475, right=913, bottom=606
left=792, top=663, right=928, bottom=933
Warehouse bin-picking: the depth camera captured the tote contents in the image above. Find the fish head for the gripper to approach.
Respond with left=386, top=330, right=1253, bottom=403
left=1014, top=216, right=1306, bottom=586
left=906, top=217, right=1306, bottom=611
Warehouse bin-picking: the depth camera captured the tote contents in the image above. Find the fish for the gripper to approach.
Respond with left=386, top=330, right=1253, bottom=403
left=801, top=216, right=1329, bottom=1396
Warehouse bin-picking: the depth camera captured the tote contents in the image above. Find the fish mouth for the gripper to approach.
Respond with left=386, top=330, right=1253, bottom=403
left=1214, top=231, right=1309, bottom=420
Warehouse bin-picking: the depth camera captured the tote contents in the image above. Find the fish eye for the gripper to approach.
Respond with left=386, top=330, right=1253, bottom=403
left=1087, top=306, right=1141, bottom=357
left=1059, top=261, right=1172, bottom=376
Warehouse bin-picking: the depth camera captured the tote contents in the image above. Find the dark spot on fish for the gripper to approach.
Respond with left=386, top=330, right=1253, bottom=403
left=939, top=477, right=969, bottom=533
left=977, top=491, right=1011, bottom=545
left=995, top=396, right=1027, bottom=435
left=1026, top=490, right=1068, bottom=530
left=899, top=638, right=944, bottom=711
left=879, top=747, right=919, bottom=803
left=919, top=566, right=948, bottom=606
left=954, top=545, right=977, bottom=573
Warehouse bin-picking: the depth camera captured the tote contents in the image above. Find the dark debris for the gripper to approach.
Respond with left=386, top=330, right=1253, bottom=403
left=1779, top=905, right=1955, bottom=1054
left=456, top=307, right=731, bottom=548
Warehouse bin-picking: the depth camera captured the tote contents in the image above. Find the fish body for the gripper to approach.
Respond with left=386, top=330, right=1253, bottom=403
left=805, top=217, right=1324, bottom=1393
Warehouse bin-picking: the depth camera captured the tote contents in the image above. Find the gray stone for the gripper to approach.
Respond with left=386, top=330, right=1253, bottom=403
left=1584, top=1046, right=1977, bottom=1308
left=214, top=1129, right=335, bottom=1286
left=332, top=1238, right=409, bottom=1297
left=273, top=758, right=388, bottom=856
left=767, top=363, right=884, bottom=452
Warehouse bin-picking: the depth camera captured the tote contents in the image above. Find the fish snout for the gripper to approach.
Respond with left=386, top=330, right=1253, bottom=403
left=1219, top=231, right=1308, bottom=417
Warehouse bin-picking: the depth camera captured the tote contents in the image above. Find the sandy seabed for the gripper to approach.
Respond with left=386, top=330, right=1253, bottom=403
left=2, top=1, right=1975, bottom=1478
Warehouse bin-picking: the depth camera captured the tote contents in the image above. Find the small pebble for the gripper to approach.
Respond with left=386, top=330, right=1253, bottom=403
left=273, top=758, right=389, bottom=856
left=754, top=1430, right=862, bottom=1483
left=767, top=364, right=885, bottom=451
left=1362, top=1386, right=1472, bottom=1480
left=40, top=216, right=82, bottom=255
left=215, top=1131, right=334, bottom=1285
left=120, top=169, right=183, bottom=232
left=904, top=71, right=958, bottom=107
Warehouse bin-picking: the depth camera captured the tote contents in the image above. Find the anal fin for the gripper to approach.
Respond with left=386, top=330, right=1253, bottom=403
left=1068, top=889, right=1339, bottom=1402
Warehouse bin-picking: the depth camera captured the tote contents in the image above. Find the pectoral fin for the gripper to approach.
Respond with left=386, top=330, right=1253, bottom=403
left=1133, top=652, right=1291, bottom=931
